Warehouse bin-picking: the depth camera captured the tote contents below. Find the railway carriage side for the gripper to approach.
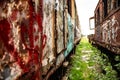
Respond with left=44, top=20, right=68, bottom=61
left=0, top=0, right=81, bottom=80
left=89, top=0, right=120, bottom=54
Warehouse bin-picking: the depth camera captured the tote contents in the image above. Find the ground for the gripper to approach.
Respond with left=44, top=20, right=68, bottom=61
left=66, top=37, right=119, bottom=80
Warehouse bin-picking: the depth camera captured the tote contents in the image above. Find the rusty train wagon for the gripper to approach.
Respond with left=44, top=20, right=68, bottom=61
left=0, top=0, right=81, bottom=80
left=89, top=0, right=120, bottom=54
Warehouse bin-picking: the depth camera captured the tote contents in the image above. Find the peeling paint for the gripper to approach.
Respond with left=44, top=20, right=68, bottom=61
left=102, top=16, right=120, bottom=44
left=64, top=13, right=74, bottom=57
left=0, top=0, right=81, bottom=79
left=0, top=0, right=43, bottom=79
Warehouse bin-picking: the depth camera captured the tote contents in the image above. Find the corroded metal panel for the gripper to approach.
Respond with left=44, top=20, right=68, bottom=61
left=94, top=25, right=102, bottom=42
left=56, top=0, right=64, bottom=54
left=55, top=0, right=81, bottom=69
left=0, top=0, right=43, bottom=80
left=64, top=2, right=69, bottom=49
left=0, top=0, right=81, bottom=79
left=94, top=0, right=120, bottom=54
left=42, top=0, right=55, bottom=75
left=101, top=10, right=120, bottom=45
left=64, top=13, right=74, bottom=57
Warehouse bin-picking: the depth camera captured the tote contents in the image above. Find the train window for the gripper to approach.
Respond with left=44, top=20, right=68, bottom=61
left=107, top=0, right=112, bottom=13
left=118, top=0, right=120, bottom=7
left=112, top=0, right=117, bottom=9
left=112, top=0, right=120, bottom=9
left=97, top=8, right=100, bottom=24
left=67, top=0, right=71, bottom=16
left=103, top=0, right=108, bottom=18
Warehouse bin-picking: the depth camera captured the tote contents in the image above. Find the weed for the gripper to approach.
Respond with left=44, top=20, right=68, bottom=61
left=68, top=37, right=118, bottom=80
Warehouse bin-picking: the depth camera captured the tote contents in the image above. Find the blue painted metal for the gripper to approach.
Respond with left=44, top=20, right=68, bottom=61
left=64, top=13, right=74, bottom=57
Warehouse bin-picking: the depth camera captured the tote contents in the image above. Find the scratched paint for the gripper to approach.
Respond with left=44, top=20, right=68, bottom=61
left=0, top=0, right=43, bottom=80
left=94, top=25, right=102, bottom=42
left=0, top=0, right=81, bottom=79
left=55, top=0, right=80, bottom=66
left=42, top=0, right=55, bottom=75
left=56, top=0, right=64, bottom=54
left=64, top=13, right=74, bottom=57
left=101, top=16, right=120, bottom=45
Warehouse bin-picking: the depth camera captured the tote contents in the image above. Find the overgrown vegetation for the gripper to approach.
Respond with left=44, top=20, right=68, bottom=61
left=68, top=37, right=119, bottom=80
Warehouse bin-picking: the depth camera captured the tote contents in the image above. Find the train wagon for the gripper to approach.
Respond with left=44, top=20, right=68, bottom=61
left=89, top=0, right=120, bottom=54
left=0, top=0, right=81, bottom=80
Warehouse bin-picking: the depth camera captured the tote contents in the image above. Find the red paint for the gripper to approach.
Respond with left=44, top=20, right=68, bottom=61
left=20, top=0, right=46, bottom=79
left=0, top=0, right=46, bottom=79
left=0, top=19, right=29, bottom=72
left=36, top=14, right=43, bottom=32
left=29, top=0, right=34, bottom=48
left=10, top=9, right=18, bottom=21
left=20, top=23, right=28, bottom=48
left=0, top=19, right=14, bottom=52
left=28, top=0, right=40, bottom=79
left=42, top=35, right=47, bottom=49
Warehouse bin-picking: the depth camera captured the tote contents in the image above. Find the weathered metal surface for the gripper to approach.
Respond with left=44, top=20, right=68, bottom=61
left=93, top=0, right=120, bottom=54
left=44, top=0, right=81, bottom=79
left=101, top=12, right=120, bottom=45
left=75, top=17, right=81, bottom=39
left=0, top=0, right=43, bottom=80
left=0, top=0, right=81, bottom=79
left=56, top=0, right=64, bottom=54
left=94, top=25, right=102, bottom=42
left=64, top=13, right=74, bottom=57
left=42, top=0, right=55, bottom=75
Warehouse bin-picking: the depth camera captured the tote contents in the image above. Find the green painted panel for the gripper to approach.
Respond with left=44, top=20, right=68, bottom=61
left=64, top=13, right=74, bottom=57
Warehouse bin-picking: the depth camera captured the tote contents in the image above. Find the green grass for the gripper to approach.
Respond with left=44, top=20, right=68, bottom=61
left=68, top=37, right=118, bottom=80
